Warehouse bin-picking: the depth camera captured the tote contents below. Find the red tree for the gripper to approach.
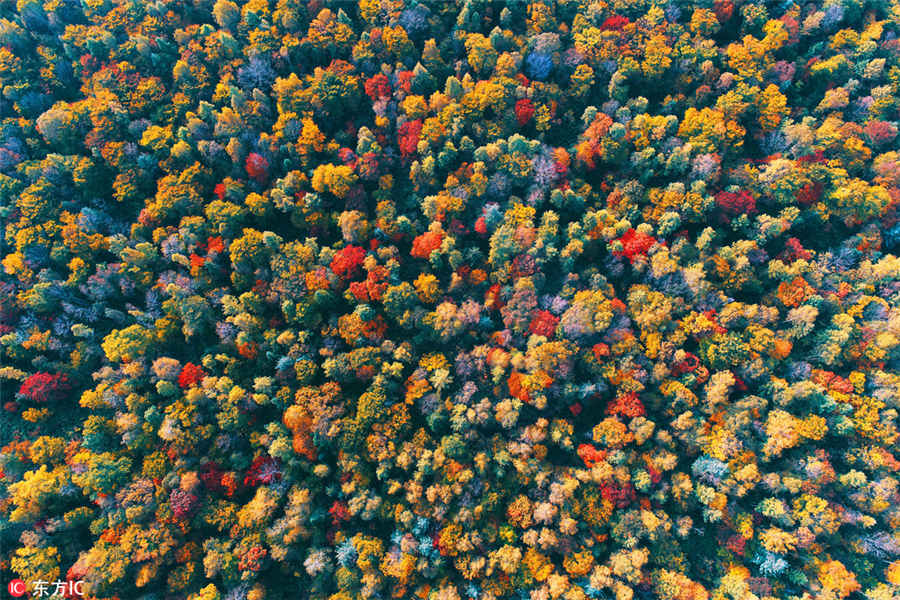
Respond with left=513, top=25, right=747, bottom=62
left=330, top=245, right=366, bottom=279
left=528, top=310, right=559, bottom=337
left=245, top=152, right=269, bottom=182
left=178, top=363, right=205, bottom=389
left=398, top=120, right=422, bottom=156
left=364, top=74, right=391, bottom=100
left=715, top=190, right=757, bottom=219
left=411, top=230, right=443, bottom=258
left=514, top=98, right=535, bottom=126
left=606, top=392, right=646, bottom=418
left=600, top=15, right=630, bottom=31
left=614, top=229, right=656, bottom=263
left=18, top=372, right=70, bottom=403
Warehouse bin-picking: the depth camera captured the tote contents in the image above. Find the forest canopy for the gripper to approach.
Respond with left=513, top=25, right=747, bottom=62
left=3, top=1, right=900, bottom=600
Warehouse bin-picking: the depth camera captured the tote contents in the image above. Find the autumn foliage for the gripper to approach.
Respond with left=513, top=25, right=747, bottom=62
left=2, top=1, right=900, bottom=599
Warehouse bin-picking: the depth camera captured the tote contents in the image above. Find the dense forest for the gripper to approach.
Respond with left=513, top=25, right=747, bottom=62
left=3, top=0, right=900, bottom=599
